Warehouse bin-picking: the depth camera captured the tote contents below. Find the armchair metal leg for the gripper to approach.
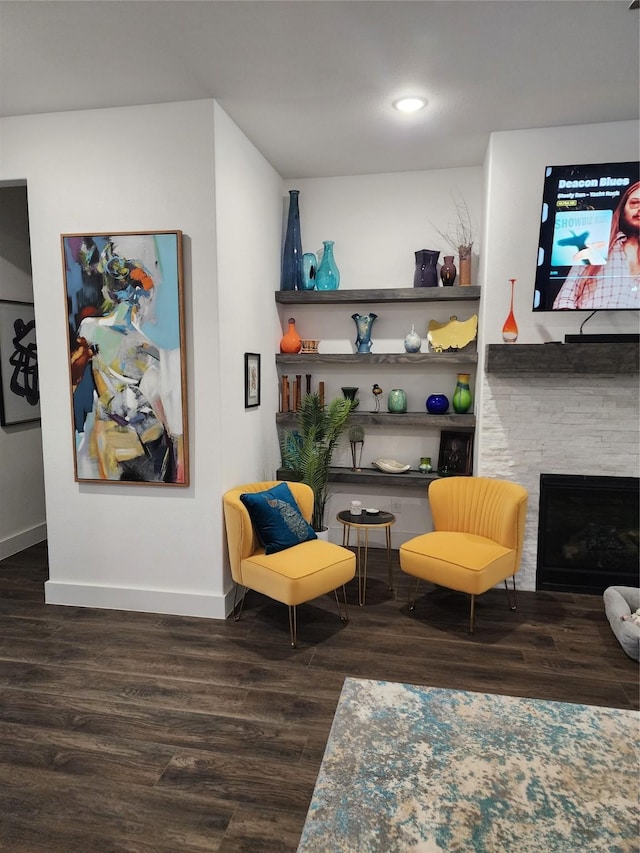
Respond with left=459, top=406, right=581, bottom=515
left=469, top=594, right=476, bottom=634
left=334, top=585, right=350, bottom=623
left=288, top=605, right=297, bottom=648
left=504, top=575, right=518, bottom=611
left=408, top=578, right=421, bottom=611
left=232, top=583, right=247, bottom=622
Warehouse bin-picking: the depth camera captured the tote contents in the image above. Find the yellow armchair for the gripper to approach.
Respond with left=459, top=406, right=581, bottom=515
left=399, top=476, right=528, bottom=632
left=223, top=481, right=356, bottom=647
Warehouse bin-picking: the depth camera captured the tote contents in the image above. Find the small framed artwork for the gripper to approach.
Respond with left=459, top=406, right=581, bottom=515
left=61, top=231, right=189, bottom=485
left=0, top=300, right=40, bottom=426
left=244, top=352, right=261, bottom=408
left=437, top=430, right=473, bottom=476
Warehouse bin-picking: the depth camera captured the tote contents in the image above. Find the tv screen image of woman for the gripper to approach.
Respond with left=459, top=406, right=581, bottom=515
left=533, top=162, right=640, bottom=311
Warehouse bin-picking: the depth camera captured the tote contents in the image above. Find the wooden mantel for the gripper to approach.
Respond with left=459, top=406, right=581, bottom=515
left=485, top=342, right=639, bottom=374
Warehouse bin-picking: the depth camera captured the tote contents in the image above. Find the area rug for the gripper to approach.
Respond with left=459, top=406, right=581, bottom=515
left=297, top=678, right=639, bottom=852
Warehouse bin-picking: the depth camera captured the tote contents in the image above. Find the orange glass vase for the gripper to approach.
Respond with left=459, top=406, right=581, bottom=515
left=280, top=317, right=302, bottom=353
left=502, top=278, right=519, bottom=343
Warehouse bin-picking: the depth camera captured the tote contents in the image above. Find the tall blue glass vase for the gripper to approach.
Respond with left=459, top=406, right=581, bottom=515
left=316, top=240, right=340, bottom=290
left=281, top=190, right=303, bottom=291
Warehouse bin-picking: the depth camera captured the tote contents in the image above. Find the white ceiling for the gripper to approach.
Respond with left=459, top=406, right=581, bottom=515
left=0, top=1, right=638, bottom=179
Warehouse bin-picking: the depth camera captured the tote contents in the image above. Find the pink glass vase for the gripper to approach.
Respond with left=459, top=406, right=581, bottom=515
left=502, top=278, right=519, bottom=343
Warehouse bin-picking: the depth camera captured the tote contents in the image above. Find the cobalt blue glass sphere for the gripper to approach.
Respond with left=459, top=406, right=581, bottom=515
left=426, top=393, right=449, bottom=415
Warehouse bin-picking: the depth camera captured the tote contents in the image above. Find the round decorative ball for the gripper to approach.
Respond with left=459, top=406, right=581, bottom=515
left=426, top=393, right=449, bottom=414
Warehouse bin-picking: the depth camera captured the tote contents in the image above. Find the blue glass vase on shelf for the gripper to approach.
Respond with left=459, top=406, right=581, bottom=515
left=301, top=252, right=317, bottom=290
left=352, top=313, right=377, bottom=353
left=426, top=393, right=449, bottom=414
left=280, top=190, right=303, bottom=291
left=315, top=240, right=340, bottom=290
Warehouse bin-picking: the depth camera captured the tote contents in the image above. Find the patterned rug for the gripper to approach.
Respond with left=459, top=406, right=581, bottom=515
left=298, top=678, right=639, bottom=852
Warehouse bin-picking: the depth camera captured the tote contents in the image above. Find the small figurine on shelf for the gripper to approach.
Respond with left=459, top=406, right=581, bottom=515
left=371, top=383, right=383, bottom=413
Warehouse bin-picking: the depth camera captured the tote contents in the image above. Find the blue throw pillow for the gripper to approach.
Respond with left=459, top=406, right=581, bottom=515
left=240, top=482, right=317, bottom=555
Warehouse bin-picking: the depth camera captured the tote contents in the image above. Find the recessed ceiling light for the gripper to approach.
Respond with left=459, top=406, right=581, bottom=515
left=393, top=97, right=427, bottom=114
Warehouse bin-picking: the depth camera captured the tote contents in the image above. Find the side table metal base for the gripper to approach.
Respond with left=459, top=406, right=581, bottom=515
left=337, top=510, right=396, bottom=606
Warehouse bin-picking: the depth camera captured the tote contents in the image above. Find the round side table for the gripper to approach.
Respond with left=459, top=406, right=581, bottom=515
left=336, top=509, right=396, bottom=606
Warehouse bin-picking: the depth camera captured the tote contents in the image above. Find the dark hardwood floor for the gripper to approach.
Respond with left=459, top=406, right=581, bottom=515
left=0, top=541, right=637, bottom=851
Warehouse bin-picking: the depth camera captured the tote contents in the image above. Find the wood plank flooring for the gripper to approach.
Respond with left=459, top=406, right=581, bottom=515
left=0, top=542, right=637, bottom=851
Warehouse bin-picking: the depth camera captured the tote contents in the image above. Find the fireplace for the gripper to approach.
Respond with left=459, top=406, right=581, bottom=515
left=536, top=474, right=639, bottom=594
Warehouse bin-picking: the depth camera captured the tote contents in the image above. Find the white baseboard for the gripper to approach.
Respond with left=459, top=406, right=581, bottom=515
left=45, top=581, right=233, bottom=620
left=0, top=523, right=47, bottom=561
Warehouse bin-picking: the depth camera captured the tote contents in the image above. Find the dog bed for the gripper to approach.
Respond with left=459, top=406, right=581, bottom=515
left=603, top=586, right=640, bottom=661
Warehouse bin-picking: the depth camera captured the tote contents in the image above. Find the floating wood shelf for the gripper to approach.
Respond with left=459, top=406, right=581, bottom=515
left=276, top=351, right=477, bottom=366
left=276, top=411, right=475, bottom=429
left=328, top=467, right=439, bottom=487
left=277, top=466, right=440, bottom=488
left=275, top=286, right=481, bottom=305
left=485, top=342, right=639, bottom=374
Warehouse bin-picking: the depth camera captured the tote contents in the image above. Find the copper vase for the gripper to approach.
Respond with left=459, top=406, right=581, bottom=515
left=458, top=248, right=472, bottom=286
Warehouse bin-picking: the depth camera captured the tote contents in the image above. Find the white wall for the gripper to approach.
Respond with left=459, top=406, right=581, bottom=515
left=3, top=107, right=637, bottom=607
left=478, top=120, right=640, bottom=590
left=0, top=182, right=46, bottom=558
left=479, top=120, right=640, bottom=350
left=0, top=100, right=233, bottom=616
left=213, top=103, right=286, bottom=587
left=214, top=103, right=283, bottom=489
left=283, top=168, right=484, bottom=546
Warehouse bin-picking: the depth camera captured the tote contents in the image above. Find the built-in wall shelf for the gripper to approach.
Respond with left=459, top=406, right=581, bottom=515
left=276, top=351, right=477, bottom=366
left=486, top=342, right=639, bottom=374
left=277, top=465, right=439, bottom=488
left=275, top=286, right=481, bottom=305
left=276, top=411, right=475, bottom=429
left=328, top=467, right=438, bottom=487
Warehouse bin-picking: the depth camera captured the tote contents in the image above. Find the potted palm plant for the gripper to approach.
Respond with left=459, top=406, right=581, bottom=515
left=280, top=392, right=354, bottom=532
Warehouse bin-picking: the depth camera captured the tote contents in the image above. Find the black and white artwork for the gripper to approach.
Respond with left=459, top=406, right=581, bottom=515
left=0, top=300, right=40, bottom=426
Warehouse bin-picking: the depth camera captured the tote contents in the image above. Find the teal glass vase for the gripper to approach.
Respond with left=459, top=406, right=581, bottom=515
left=316, top=240, right=340, bottom=290
left=301, top=252, right=317, bottom=290
left=387, top=389, right=407, bottom=413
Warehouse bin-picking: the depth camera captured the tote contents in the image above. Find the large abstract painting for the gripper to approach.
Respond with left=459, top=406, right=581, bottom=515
left=0, top=300, right=40, bottom=426
left=62, top=231, right=189, bottom=485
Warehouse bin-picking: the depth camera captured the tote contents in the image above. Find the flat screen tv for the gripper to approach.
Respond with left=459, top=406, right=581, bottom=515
left=533, top=161, right=639, bottom=311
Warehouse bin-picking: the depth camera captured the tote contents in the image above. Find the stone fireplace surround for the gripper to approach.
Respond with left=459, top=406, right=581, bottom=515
left=480, top=342, right=639, bottom=593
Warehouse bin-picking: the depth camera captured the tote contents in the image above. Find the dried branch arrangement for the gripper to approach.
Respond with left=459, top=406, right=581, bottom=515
left=432, top=193, right=474, bottom=259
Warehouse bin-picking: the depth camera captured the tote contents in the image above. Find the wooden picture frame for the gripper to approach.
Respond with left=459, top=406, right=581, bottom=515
left=0, top=300, right=40, bottom=426
left=244, top=352, right=261, bottom=408
left=437, top=430, right=473, bottom=476
left=61, top=231, right=189, bottom=485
